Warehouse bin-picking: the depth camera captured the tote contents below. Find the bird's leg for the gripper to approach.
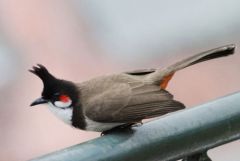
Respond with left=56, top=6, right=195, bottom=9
left=132, top=121, right=143, bottom=127
left=182, top=151, right=212, bottom=161
left=101, top=123, right=136, bottom=136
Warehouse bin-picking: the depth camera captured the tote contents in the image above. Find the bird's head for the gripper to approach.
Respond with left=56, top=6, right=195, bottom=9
left=29, top=64, right=79, bottom=109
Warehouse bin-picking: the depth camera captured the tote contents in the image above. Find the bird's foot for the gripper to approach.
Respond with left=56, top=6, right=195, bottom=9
left=182, top=151, right=212, bottom=161
left=132, top=121, right=143, bottom=127
left=101, top=123, right=136, bottom=136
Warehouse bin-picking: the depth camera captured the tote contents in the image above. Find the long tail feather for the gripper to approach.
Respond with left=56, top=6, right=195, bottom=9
left=147, top=44, right=235, bottom=84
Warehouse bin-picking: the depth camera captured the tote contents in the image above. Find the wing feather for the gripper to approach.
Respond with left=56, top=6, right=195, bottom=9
left=83, top=77, right=185, bottom=123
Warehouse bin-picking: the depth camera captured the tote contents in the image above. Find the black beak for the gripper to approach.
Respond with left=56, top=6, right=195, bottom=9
left=30, top=97, right=48, bottom=106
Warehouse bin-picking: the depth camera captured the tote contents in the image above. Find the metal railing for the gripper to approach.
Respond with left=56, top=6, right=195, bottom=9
left=30, top=92, right=240, bottom=161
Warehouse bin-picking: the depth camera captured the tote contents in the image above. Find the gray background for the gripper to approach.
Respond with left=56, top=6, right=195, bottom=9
left=0, top=0, right=239, bottom=160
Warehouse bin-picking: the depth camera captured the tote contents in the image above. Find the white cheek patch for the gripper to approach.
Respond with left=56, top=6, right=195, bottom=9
left=54, top=100, right=72, bottom=108
left=48, top=103, right=73, bottom=125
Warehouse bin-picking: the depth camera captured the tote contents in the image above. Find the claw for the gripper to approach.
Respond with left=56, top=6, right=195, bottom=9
left=182, top=151, right=212, bottom=161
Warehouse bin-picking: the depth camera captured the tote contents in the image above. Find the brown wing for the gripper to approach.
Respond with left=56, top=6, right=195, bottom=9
left=126, top=68, right=175, bottom=89
left=82, top=75, right=185, bottom=123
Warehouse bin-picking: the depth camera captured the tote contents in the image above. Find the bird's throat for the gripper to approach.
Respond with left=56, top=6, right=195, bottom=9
left=48, top=103, right=73, bottom=125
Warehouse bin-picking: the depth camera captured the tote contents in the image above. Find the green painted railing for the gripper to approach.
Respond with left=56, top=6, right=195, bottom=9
left=30, top=92, right=240, bottom=161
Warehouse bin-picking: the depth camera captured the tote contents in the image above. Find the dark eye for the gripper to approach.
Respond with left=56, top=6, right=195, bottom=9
left=54, top=93, right=60, bottom=96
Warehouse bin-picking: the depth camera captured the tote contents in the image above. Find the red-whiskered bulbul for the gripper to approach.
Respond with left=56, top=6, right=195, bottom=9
left=30, top=44, right=235, bottom=133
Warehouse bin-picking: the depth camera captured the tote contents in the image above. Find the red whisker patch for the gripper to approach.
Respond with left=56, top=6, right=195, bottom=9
left=59, top=95, right=70, bottom=103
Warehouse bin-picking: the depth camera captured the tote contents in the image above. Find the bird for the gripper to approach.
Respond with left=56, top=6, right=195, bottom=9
left=30, top=44, right=235, bottom=134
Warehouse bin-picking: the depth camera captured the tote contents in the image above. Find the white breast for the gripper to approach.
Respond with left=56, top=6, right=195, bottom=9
left=47, top=103, right=123, bottom=132
left=48, top=103, right=73, bottom=125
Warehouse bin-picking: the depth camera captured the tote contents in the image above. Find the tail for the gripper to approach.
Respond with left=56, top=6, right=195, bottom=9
left=147, top=44, right=235, bottom=86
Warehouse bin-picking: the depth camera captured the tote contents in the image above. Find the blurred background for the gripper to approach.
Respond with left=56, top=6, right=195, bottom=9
left=0, top=0, right=239, bottom=160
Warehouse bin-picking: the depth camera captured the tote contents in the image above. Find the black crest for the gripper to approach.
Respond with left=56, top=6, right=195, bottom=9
left=29, top=64, right=79, bottom=104
left=29, top=64, right=59, bottom=98
left=29, top=64, right=55, bottom=82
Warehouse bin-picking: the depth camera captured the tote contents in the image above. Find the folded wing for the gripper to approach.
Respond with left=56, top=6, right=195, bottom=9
left=84, top=80, right=185, bottom=123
